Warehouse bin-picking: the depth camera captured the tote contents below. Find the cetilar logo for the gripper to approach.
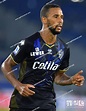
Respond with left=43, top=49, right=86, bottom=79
left=30, top=47, right=44, bottom=56
left=32, top=61, right=59, bottom=70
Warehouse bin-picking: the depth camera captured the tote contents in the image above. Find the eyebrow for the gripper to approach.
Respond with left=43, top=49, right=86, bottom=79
left=53, top=14, right=64, bottom=18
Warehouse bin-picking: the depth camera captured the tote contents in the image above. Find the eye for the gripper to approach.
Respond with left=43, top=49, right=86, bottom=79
left=61, top=15, right=64, bottom=19
left=53, top=15, right=59, bottom=18
left=53, top=14, right=64, bottom=19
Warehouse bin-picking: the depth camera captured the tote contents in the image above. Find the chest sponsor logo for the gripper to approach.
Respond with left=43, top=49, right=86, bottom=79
left=30, top=47, right=44, bottom=56
left=32, top=61, right=59, bottom=70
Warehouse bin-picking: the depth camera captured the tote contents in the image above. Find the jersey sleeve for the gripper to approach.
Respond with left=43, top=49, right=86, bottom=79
left=11, top=39, right=29, bottom=64
left=58, top=48, right=70, bottom=72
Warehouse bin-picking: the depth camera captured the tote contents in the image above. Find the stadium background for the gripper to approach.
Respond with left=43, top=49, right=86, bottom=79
left=0, top=0, right=86, bottom=111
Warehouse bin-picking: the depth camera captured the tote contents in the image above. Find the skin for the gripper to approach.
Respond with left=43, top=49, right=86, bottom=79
left=40, top=7, right=84, bottom=86
left=1, top=55, right=35, bottom=97
left=1, top=7, right=85, bottom=97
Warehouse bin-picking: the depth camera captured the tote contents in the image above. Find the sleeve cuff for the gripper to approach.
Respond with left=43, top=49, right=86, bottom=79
left=10, top=54, right=18, bottom=64
left=59, top=67, right=69, bottom=73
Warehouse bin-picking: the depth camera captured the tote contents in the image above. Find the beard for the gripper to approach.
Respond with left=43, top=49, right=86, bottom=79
left=47, top=22, right=62, bottom=35
left=49, top=26, right=61, bottom=35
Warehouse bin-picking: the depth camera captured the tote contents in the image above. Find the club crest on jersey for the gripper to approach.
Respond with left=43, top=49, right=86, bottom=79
left=58, top=49, right=64, bottom=59
left=30, top=47, right=44, bottom=56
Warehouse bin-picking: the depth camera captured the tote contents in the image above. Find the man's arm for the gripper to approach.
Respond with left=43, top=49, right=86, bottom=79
left=54, top=70, right=85, bottom=86
left=1, top=55, right=35, bottom=96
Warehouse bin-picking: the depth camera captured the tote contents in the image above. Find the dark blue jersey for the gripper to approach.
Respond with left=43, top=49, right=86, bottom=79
left=10, top=32, right=70, bottom=109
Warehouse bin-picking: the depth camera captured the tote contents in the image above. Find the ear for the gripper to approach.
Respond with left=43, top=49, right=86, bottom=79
left=41, top=16, right=47, bottom=24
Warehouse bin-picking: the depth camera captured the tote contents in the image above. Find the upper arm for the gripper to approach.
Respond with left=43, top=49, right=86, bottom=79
left=1, top=39, right=29, bottom=70
left=1, top=55, right=17, bottom=70
left=11, top=40, right=28, bottom=64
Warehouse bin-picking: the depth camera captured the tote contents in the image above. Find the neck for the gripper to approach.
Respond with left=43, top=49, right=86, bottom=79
left=40, top=26, right=57, bottom=45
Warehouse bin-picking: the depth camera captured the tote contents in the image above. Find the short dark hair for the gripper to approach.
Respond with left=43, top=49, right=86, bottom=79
left=40, top=4, right=61, bottom=18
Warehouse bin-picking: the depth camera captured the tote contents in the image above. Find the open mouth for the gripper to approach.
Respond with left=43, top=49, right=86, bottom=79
left=56, top=25, right=62, bottom=30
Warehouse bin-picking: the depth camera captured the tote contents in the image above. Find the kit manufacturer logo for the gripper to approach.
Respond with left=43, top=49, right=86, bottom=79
left=48, top=49, right=52, bottom=54
left=30, top=47, right=44, bottom=56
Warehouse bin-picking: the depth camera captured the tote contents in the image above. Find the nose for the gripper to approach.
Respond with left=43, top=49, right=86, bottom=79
left=58, top=17, right=63, bottom=24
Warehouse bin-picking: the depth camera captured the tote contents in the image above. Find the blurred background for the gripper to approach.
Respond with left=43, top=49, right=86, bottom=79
left=0, top=0, right=86, bottom=111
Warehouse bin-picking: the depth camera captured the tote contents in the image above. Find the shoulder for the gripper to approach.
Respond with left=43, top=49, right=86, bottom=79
left=58, top=37, right=68, bottom=48
left=18, top=32, right=40, bottom=48
left=57, top=37, right=70, bottom=56
left=25, top=32, right=40, bottom=43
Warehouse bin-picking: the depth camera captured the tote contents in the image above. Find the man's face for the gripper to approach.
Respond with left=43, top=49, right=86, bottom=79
left=46, top=7, right=64, bottom=35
